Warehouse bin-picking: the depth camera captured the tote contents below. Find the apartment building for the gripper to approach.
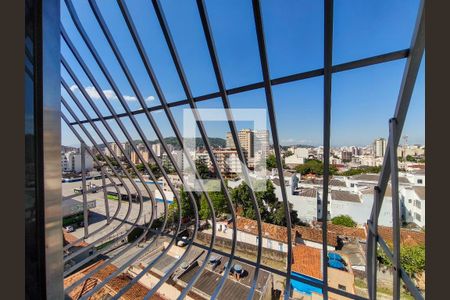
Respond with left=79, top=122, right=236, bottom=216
left=61, top=151, right=94, bottom=173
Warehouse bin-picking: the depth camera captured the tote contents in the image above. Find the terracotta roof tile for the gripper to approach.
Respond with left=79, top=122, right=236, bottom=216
left=230, top=216, right=290, bottom=243
left=292, top=245, right=322, bottom=280
left=64, top=260, right=165, bottom=300
left=229, top=217, right=339, bottom=247
left=315, top=222, right=366, bottom=240
left=370, top=225, right=425, bottom=247
left=295, top=225, right=339, bottom=247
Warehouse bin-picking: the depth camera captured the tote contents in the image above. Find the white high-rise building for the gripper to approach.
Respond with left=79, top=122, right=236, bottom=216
left=374, top=138, right=387, bottom=158
left=61, top=151, right=93, bottom=173
left=254, top=129, right=269, bottom=154
left=152, top=143, right=162, bottom=157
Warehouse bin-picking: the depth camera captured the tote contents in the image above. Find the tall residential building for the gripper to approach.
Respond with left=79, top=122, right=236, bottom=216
left=109, top=142, right=123, bottom=157
left=226, top=129, right=254, bottom=158
left=152, top=143, right=162, bottom=157
left=124, top=141, right=132, bottom=159
left=254, top=129, right=269, bottom=154
left=341, top=151, right=352, bottom=162
left=374, top=138, right=387, bottom=158
left=61, top=151, right=93, bottom=173
left=213, top=148, right=245, bottom=174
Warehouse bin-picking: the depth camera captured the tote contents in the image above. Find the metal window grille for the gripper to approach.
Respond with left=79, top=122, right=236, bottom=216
left=31, top=0, right=425, bottom=299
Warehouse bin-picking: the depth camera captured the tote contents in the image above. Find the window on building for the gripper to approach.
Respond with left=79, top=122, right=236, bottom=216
left=279, top=243, right=283, bottom=251
left=267, top=240, right=272, bottom=248
left=417, top=179, right=423, bottom=184
left=350, top=183, right=354, bottom=187
left=415, top=213, right=421, bottom=222
left=415, top=200, right=421, bottom=209
left=408, top=199, right=412, bottom=203
left=338, top=284, right=346, bottom=291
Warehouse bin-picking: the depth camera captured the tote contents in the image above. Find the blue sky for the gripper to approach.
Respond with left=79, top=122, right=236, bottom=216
left=60, top=0, right=424, bottom=147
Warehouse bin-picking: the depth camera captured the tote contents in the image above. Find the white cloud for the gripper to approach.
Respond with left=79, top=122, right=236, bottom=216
left=70, top=85, right=155, bottom=103
left=123, top=95, right=137, bottom=101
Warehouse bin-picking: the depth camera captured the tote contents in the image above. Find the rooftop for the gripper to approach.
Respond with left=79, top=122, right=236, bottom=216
left=295, top=225, right=339, bottom=247
left=414, top=186, right=426, bottom=200
left=64, top=260, right=163, bottom=300
left=315, top=222, right=367, bottom=240
left=372, top=225, right=425, bottom=247
left=230, top=216, right=290, bottom=244
left=331, top=190, right=361, bottom=203
left=296, top=188, right=318, bottom=198
left=351, top=173, right=410, bottom=184
left=292, top=245, right=323, bottom=280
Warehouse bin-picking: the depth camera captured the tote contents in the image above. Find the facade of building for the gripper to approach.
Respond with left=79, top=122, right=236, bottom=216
left=226, top=129, right=254, bottom=158
left=213, top=148, right=245, bottom=174
left=61, top=151, right=94, bottom=173
left=373, top=138, right=387, bottom=158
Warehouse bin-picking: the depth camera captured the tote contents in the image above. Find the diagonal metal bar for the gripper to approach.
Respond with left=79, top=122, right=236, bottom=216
left=366, top=1, right=424, bottom=298
left=80, top=143, right=89, bottom=237
left=370, top=0, right=425, bottom=220
left=62, top=79, right=175, bottom=294
left=63, top=1, right=204, bottom=298
left=375, top=234, right=424, bottom=300
left=61, top=109, right=137, bottom=252
left=389, top=118, right=402, bottom=299
left=151, top=0, right=240, bottom=298
left=101, top=167, right=111, bottom=223
left=62, top=98, right=140, bottom=259
left=250, top=1, right=293, bottom=299
left=366, top=186, right=380, bottom=300
left=60, top=115, right=129, bottom=251
left=195, top=1, right=263, bottom=299
left=62, top=100, right=169, bottom=294
left=63, top=174, right=124, bottom=250
left=61, top=94, right=148, bottom=271
left=68, top=49, right=410, bottom=126
left=115, top=1, right=222, bottom=298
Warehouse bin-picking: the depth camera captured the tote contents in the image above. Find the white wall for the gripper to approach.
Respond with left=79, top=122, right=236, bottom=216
left=219, top=226, right=288, bottom=253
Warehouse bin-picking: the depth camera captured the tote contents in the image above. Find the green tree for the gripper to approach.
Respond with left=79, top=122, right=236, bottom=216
left=270, top=202, right=300, bottom=227
left=378, top=245, right=425, bottom=277
left=406, top=155, right=416, bottom=162
left=266, top=154, right=277, bottom=170
left=231, top=180, right=301, bottom=226
left=338, top=166, right=381, bottom=176
left=136, top=163, right=145, bottom=172
left=294, top=159, right=337, bottom=176
left=266, top=154, right=286, bottom=170
left=331, top=215, right=357, bottom=227
left=167, top=187, right=197, bottom=224
left=198, top=190, right=228, bottom=220
left=284, top=150, right=294, bottom=158
left=196, top=158, right=211, bottom=179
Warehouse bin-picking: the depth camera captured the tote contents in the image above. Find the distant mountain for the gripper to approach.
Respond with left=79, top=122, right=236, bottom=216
left=125, top=137, right=227, bottom=150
